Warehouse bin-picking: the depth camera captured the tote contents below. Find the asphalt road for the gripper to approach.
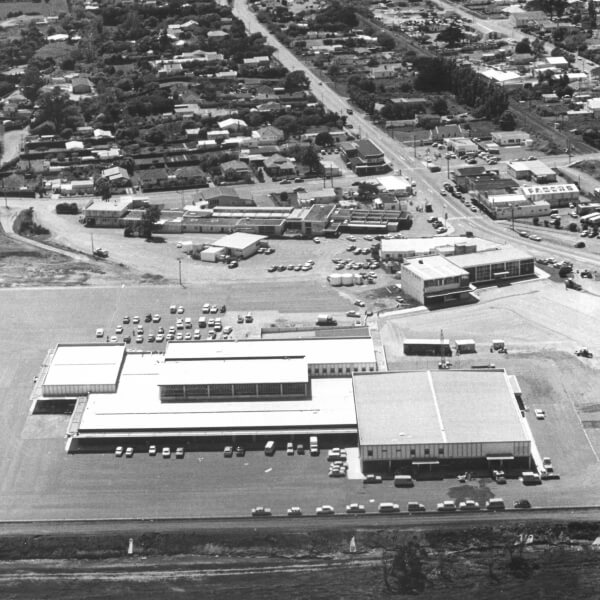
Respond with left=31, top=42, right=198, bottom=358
left=1, top=506, right=599, bottom=536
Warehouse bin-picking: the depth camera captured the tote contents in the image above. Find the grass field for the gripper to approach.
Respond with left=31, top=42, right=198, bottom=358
left=0, top=0, right=68, bottom=19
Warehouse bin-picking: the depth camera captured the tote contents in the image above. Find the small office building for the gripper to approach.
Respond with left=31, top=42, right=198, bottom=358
left=507, top=160, right=557, bottom=183
left=400, top=255, right=472, bottom=306
left=210, top=232, right=267, bottom=259
left=447, top=247, right=535, bottom=283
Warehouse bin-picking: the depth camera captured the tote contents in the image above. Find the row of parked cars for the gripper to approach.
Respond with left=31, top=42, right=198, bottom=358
left=115, top=445, right=184, bottom=458
left=267, top=260, right=315, bottom=273
left=252, top=498, right=532, bottom=516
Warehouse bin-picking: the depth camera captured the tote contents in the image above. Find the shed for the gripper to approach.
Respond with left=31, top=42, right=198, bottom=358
left=455, top=339, right=476, bottom=354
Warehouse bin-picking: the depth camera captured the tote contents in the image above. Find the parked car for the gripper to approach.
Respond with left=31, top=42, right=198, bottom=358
left=125, top=447, right=134, bottom=458
left=235, top=446, right=245, bottom=457
left=252, top=506, right=272, bottom=516
left=316, top=505, right=335, bottom=515
left=175, top=447, right=185, bottom=459
left=287, top=442, right=294, bottom=455
left=534, top=409, right=545, bottom=419
left=458, top=500, right=480, bottom=511
left=363, top=474, right=382, bottom=484
left=162, top=447, right=171, bottom=458
left=378, top=502, right=400, bottom=513
left=223, top=445, right=234, bottom=457
left=148, top=445, right=157, bottom=456
left=437, top=500, right=457, bottom=512
left=407, top=502, right=426, bottom=513
left=346, top=503, right=366, bottom=514
left=514, top=499, right=531, bottom=509
left=114, top=446, right=124, bottom=457
left=287, top=506, right=302, bottom=516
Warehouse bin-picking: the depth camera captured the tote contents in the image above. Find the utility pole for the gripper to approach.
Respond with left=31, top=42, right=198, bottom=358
left=446, top=155, right=450, bottom=179
left=511, top=205, right=515, bottom=231
left=177, top=258, right=182, bottom=287
left=413, top=135, right=417, bottom=158
left=2, top=178, right=6, bottom=209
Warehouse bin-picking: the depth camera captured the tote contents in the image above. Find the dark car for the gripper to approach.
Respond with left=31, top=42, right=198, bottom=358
left=223, top=446, right=233, bottom=457
left=363, top=474, right=382, bottom=484
left=123, top=335, right=131, bottom=344
left=514, top=499, right=531, bottom=509
left=575, top=241, right=586, bottom=248
left=235, top=446, right=245, bottom=457
left=220, top=305, right=227, bottom=313
left=296, top=444, right=305, bottom=455
left=144, top=313, right=152, bottom=323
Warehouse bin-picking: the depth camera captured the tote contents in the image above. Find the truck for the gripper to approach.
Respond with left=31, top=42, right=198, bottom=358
left=316, top=314, right=337, bottom=326
left=93, top=248, right=109, bottom=258
left=521, top=471, right=541, bottom=485
left=310, top=436, right=319, bottom=456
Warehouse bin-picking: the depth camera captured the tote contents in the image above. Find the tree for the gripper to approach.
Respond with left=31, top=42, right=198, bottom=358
left=21, top=65, right=43, bottom=102
left=377, top=32, right=395, bottom=51
left=138, top=205, right=161, bottom=239
left=436, top=24, right=463, bottom=47
left=515, top=38, right=532, bottom=54
left=273, top=114, right=298, bottom=137
left=315, top=131, right=334, bottom=147
left=94, top=177, right=111, bottom=201
left=589, top=0, right=597, bottom=27
left=499, top=110, right=516, bottom=131
left=432, top=97, right=448, bottom=115
left=284, top=70, right=309, bottom=92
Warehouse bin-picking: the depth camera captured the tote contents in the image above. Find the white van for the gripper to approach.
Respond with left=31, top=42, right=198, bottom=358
left=378, top=502, right=400, bottom=513
left=393, top=475, right=415, bottom=488
left=264, top=440, right=275, bottom=456
left=486, top=498, right=506, bottom=511
left=202, top=303, right=210, bottom=314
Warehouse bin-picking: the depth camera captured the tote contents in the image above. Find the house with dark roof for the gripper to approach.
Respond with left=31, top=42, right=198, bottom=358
left=263, top=153, right=296, bottom=177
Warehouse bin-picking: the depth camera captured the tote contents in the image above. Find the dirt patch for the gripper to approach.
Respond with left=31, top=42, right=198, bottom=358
left=1, top=523, right=600, bottom=598
left=572, top=159, right=600, bottom=180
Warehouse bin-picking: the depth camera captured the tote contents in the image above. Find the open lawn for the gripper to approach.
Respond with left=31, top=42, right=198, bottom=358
left=0, top=0, right=68, bottom=19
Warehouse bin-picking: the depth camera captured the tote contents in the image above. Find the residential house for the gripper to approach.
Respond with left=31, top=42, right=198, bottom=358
left=72, top=77, right=93, bottom=95
left=218, top=118, right=247, bottom=132
left=255, top=125, right=284, bottom=144
left=220, top=159, right=251, bottom=180
left=101, top=166, right=130, bottom=187
left=263, top=153, right=296, bottom=177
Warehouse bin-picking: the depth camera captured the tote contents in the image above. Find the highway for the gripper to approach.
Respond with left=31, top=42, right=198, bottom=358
left=1, top=506, right=600, bottom=537
left=232, top=0, right=600, bottom=271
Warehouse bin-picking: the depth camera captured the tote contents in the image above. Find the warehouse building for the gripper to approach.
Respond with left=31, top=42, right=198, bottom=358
left=38, top=337, right=376, bottom=449
left=204, top=232, right=267, bottom=260
left=353, top=369, right=531, bottom=475
left=507, top=159, right=557, bottom=183
left=521, top=183, right=579, bottom=208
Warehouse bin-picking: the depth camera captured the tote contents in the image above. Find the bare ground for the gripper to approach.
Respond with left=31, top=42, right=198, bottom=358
left=1, top=524, right=600, bottom=598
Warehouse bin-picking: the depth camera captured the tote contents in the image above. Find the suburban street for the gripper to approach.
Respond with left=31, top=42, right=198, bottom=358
left=233, top=0, right=600, bottom=272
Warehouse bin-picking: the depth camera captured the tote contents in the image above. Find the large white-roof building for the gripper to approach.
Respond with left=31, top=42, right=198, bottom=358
left=353, top=369, right=531, bottom=472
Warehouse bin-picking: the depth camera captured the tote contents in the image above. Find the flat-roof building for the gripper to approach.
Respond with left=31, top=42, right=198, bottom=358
left=353, top=369, right=531, bottom=473
left=401, top=256, right=472, bottom=306
left=42, top=344, right=126, bottom=396
left=210, top=232, right=267, bottom=259
left=521, top=183, right=579, bottom=208
left=507, top=159, right=557, bottom=183
left=447, top=247, right=535, bottom=283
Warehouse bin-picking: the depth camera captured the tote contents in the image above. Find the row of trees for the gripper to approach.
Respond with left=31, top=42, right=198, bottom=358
left=414, top=57, right=508, bottom=120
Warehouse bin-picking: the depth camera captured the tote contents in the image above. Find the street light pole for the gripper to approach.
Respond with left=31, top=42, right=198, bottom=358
left=177, top=258, right=182, bottom=287
left=446, top=156, right=450, bottom=179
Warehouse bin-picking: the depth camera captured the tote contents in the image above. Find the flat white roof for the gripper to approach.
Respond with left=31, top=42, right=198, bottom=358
left=212, top=232, right=266, bottom=250
left=481, top=68, right=522, bottom=83
left=376, top=174, right=412, bottom=190
left=522, top=183, right=579, bottom=194
left=158, top=357, right=309, bottom=386
left=354, top=370, right=529, bottom=446
left=508, top=159, right=555, bottom=175
left=43, top=344, right=126, bottom=388
left=78, top=353, right=356, bottom=432
left=447, top=247, right=532, bottom=269
left=381, top=236, right=496, bottom=256
left=402, top=255, right=468, bottom=280
left=85, top=197, right=132, bottom=212
left=164, top=338, right=377, bottom=365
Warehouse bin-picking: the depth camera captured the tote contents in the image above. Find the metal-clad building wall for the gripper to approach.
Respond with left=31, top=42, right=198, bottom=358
left=42, top=383, right=117, bottom=396
left=360, top=440, right=531, bottom=462
left=309, top=362, right=377, bottom=378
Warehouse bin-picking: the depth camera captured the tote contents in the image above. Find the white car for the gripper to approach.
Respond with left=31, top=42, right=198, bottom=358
left=114, top=446, right=124, bottom=457
left=252, top=506, right=272, bottom=517
left=125, top=447, right=134, bottom=458
left=534, top=409, right=545, bottom=420
left=437, top=500, right=457, bottom=512
left=458, top=500, right=480, bottom=511
left=346, top=503, right=366, bottom=514
left=177, top=306, right=185, bottom=314
left=162, top=447, right=171, bottom=458
left=316, top=505, right=335, bottom=515
left=287, top=442, right=294, bottom=455
left=148, top=445, right=157, bottom=456
left=287, top=506, right=302, bottom=516
left=95, top=328, right=104, bottom=338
